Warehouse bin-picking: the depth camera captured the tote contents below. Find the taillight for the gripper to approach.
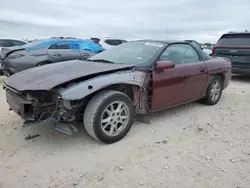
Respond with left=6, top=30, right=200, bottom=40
left=211, top=47, right=216, bottom=56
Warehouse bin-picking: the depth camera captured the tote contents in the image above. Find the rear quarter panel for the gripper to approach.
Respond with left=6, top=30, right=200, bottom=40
left=203, top=57, right=231, bottom=93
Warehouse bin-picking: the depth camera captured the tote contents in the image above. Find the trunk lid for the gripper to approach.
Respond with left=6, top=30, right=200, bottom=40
left=4, top=60, right=135, bottom=91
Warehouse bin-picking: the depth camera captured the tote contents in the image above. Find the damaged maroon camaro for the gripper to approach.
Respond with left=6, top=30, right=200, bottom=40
left=3, top=40, right=231, bottom=143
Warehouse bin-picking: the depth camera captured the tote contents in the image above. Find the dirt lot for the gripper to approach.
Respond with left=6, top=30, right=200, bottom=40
left=0, top=76, right=249, bottom=188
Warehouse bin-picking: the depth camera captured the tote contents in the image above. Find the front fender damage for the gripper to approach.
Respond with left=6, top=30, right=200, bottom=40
left=8, top=70, right=151, bottom=136
left=59, top=70, right=152, bottom=115
left=59, top=70, right=146, bottom=100
left=53, top=70, right=150, bottom=133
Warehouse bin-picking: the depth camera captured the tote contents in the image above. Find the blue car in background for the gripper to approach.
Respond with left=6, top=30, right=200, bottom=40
left=0, top=37, right=105, bottom=76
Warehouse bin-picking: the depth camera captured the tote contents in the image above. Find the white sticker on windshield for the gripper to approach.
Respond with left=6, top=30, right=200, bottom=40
left=144, top=42, right=163, bottom=48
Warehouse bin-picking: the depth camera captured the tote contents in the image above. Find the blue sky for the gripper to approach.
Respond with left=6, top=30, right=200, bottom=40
left=1, top=0, right=250, bottom=43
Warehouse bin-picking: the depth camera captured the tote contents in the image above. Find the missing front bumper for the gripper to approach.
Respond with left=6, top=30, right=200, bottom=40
left=6, top=89, right=34, bottom=120
left=5, top=89, right=79, bottom=135
left=5, top=88, right=58, bottom=120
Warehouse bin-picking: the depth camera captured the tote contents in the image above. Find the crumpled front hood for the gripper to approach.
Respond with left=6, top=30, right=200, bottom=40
left=5, top=60, right=135, bottom=91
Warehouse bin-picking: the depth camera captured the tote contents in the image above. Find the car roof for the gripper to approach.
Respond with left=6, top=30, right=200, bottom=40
left=222, top=32, right=250, bottom=35
left=131, top=39, right=189, bottom=44
left=44, top=38, right=90, bottom=42
left=0, top=38, right=28, bottom=43
left=25, top=38, right=94, bottom=46
left=23, top=38, right=104, bottom=52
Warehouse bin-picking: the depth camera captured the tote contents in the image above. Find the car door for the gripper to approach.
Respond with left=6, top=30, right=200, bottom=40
left=47, top=41, right=81, bottom=62
left=151, top=43, right=208, bottom=111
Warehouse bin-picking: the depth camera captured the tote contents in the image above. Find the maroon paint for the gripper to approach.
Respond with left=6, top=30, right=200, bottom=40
left=151, top=58, right=231, bottom=112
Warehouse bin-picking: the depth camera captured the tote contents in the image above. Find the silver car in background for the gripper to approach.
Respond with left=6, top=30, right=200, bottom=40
left=0, top=37, right=104, bottom=76
left=0, top=38, right=28, bottom=75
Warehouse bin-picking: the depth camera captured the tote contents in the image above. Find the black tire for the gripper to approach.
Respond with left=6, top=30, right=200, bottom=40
left=83, top=90, right=134, bottom=144
left=202, top=76, right=223, bottom=105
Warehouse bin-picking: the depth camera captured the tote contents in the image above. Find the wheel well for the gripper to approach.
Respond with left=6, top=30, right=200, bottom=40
left=102, top=84, right=135, bottom=100
left=216, top=73, right=225, bottom=82
left=75, top=84, right=136, bottom=121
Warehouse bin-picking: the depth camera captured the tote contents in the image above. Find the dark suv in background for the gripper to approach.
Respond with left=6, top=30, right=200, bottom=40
left=212, top=32, right=250, bottom=75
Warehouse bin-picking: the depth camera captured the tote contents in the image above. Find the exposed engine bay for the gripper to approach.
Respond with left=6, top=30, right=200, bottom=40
left=3, top=69, right=151, bottom=136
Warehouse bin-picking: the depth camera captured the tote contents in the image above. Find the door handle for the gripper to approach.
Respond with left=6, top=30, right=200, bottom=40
left=200, top=68, right=205, bottom=72
left=52, top=53, right=61, bottom=57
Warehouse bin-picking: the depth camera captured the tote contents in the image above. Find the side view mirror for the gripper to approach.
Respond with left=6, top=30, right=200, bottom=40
left=155, top=61, right=175, bottom=72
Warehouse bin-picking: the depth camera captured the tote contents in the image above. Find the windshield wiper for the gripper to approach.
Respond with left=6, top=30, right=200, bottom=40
left=89, top=59, right=115, bottom=64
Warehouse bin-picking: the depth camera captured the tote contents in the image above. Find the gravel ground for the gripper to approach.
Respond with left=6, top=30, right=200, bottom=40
left=0, top=76, right=249, bottom=188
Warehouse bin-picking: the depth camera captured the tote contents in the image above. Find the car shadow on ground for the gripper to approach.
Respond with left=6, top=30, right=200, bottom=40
left=136, top=102, right=201, bottom=123
left=23, top=122, right=101, bottom=147
left=232, top=74, right=250, bottom=83
left=23, top=101, right=203, bottom=148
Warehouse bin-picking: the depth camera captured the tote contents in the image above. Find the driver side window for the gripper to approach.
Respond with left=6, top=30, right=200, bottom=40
left=48, top=42, right=79, bottom=50
left=159, top=44, right=200, bottom=65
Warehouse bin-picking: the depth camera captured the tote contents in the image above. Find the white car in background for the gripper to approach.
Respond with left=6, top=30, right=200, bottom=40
left=203, top=48, right=212, bottom=56
left=99, top=38, right=127, bottom=49
left=91, top=38, right=127, bottom=49
left=0, top=38, right=28, bottom=52
left=0, top=38, right=28, bottom=75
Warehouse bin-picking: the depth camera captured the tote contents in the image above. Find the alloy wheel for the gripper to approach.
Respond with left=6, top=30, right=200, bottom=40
left=210, top=80, right=221, bottom=102
left=101, top=101, right=129, bottom=137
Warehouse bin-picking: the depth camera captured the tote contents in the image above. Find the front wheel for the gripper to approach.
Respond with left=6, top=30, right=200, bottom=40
left=202, top=76, right=223, bottom=105
left=83, top=90, right=134, bottom=144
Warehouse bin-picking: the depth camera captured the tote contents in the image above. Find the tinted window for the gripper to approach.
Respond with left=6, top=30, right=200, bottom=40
left=48, top=44, right=58, bottom=49
left=104, top=39, right=124, bottom=46
left=11, top=40, right=27, bottom=46
left=216, top=34, right=250, bottom=46
left=0, top=39, right=26, bottom=47
left=160, top=44, right=199, bottom=65
left=48, top=43, right=79, bottom=50
left=49, top=44, right=70, bottom=49
left=58, top=44, right=70, bottom=49
left=69, top=43, right=79, bottom=49
left=0, top=39, right=13, bottom=47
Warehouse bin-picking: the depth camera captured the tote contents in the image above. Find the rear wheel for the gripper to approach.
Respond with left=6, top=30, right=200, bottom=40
left=83, top=90, right=134, bottom=144
left=203, top=76, right=223, bottom=105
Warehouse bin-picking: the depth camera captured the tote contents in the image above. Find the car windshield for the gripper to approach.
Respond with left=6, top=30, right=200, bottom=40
left=89, top=41, right=165, bottom=65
